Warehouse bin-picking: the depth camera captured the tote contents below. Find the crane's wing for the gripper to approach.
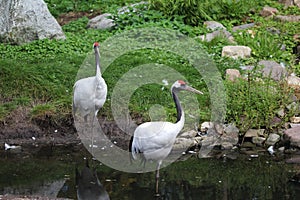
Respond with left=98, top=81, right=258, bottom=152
left=131, top=121, right=183, bottom=160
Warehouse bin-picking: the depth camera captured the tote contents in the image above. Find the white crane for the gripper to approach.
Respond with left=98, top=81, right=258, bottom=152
left=73, top=42, right=107, bottom=151
left=73, top=42, right=107, bottom=122
left=130, top=80, right=203, bottom=195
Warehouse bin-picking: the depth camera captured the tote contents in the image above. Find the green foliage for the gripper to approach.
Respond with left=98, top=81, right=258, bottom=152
left=0, top=0, right=299, bottom=135
left=62, top=16, right=89, bottom=32
left=226, top=71, right=295, bottom=132
left=45, top=0, right=100, bottom=17
left=111, top=4, right=205, bottom=37
left=102, top=48, right=207, bottom=122
left=45, top=0, right=141, bottom=17
left=149, top=0, right=265, bottom=26
left=234, top=30, right=291, bottom=62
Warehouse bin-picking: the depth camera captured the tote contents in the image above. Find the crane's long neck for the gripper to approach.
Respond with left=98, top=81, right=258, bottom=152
left=95, top=47, right=101, bottom=77
left=172, top=89, right=184, bottom=123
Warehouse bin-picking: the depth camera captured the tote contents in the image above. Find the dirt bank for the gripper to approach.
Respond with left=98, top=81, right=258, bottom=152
left=0, top=107, right=132, bottom=153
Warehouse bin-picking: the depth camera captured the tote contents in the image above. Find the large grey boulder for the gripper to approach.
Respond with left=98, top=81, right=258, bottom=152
left=0, top=0, right=65, bottom=44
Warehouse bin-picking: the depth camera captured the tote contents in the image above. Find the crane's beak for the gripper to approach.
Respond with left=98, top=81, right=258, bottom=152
left=185, top=85, right=203, bottom=95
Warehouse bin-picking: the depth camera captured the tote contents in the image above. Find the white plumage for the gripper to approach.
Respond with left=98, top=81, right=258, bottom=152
left=130, top=80, right=202, bottom=195
left=73, top=42, right=107, bottom=122
left=131, top=120, right=184, bottom=162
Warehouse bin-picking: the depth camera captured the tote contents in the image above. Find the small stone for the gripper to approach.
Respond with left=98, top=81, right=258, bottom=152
left=204, top=21, right=226, bottom=31
left=252, top=136, right=266, bottom=145
left=290, top=123, right=300, bottom=128
left=198, top=30, right=233, bottom=42
left=294, top=34, right=300, bottom=41
left=275, top=15, right=300, bottom=22
left=180, top=130, right=197, bottom=138
left=226, top=69, right=241, bottom=81
left=222, top=46, right=251, bottom=59
left=269, top=116, right=282, bottom=128
left=266, top=133, right=281, bottom=146
left=260, top=6, right=278, bottom=17
left=223, top=123, right=239, bottom=135
left=277, top=108, right=285, bottom=117
left=290, top=116, right=300, bottom=123
left=245, top=129, right=265, bottom=138
left=87, top=13, right=115, bottom=30
left=232, top=23, right=255, bottom=32
left=200, top=122, right=214, bottom=132
left=258, top=60, right=288, bottom=81
left=279, top=0, right=296, bottom=7
left=174, top=138, right=196, bottom=149
left=284, top=126, right=300, bottom=148
left=221, top=142, right=233, bottom=150
left=287, top=75, right=300, bottom=89
left=286, top=102, right=299, bottom=111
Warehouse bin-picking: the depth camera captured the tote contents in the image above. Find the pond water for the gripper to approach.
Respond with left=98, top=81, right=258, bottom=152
left=1, top=144, right=300, bottom=200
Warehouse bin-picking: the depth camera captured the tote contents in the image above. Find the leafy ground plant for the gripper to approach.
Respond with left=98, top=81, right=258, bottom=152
left=225, top=69, right=295, bottom=133
left=233, top=29, right=291, bottom=62
left=149, top=0, right=266, bottom=25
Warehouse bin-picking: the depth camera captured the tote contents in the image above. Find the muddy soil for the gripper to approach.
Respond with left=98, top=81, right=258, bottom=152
left=0, top=107, right=132, bottom=154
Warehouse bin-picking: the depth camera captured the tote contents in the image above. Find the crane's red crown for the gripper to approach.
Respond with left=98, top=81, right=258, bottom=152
left=94, top=42, right=99, bottom=47
left=178, top=80, right=186, bottom=85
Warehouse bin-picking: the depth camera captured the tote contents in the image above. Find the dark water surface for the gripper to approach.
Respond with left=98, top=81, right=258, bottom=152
left=1, top=144, right=300, bottom=200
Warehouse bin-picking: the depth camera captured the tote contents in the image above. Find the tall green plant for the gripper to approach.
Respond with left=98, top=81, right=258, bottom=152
left=226, top=71, right=294, bottom=133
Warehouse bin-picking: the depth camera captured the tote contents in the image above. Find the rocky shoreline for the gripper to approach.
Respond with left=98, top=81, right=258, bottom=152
left=1, top=112, right=300, bottom=164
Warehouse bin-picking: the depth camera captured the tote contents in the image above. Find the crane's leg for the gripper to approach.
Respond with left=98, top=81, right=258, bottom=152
left=155, top=161, right=162, bottom=197
left=90, top=109, right=99, bottom=162
left=90, top=112, right=96, bottom=159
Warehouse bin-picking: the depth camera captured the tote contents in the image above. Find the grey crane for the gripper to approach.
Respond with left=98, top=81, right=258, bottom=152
left=130, top=80, right=203, bottom=195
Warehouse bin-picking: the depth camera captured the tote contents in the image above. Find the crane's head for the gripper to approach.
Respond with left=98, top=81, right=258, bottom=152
left=93, top=42, right=100, bottom=48
left=172, top=80, right=203, bottom=95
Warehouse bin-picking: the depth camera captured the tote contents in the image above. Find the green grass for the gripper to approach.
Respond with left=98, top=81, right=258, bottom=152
left=45, top=0, right=141, bottom=17
left=0, top=0, right=300, bottom=134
